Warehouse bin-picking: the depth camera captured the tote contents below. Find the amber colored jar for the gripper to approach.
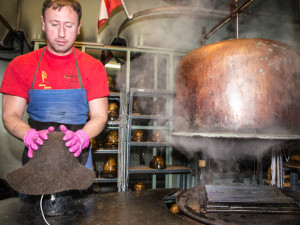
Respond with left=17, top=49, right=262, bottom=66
left=149, top=156, right=166, bottom=169
left=90, top=137, right=99, bottom=150
left=131, top=129, right=146, bottom=142
left=150, top=130, right=165, bottom=142
left=170, top=203, right=180, bottom=214
left=104, top=130, right=118, bottom=148
left=107, top=76, right=117, bottom=92
left=132, top=182, right=147, bottom=191
left=108, top=102, right=119, bottom=121
left=100, top=157, right=117, bottom=178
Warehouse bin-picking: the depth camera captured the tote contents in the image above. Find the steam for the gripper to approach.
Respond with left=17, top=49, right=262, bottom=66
left=172, top=135, right=283, bottom=160
left=114, top=0, right=300, bottom=173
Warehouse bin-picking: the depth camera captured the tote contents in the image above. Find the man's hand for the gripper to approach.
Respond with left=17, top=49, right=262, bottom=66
left=24, top=126, right=55, bottom=158
left=60, top=125, right=89, bottom=157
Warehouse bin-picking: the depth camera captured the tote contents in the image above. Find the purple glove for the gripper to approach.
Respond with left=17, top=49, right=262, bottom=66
left=24, top=127, right=55, bottom=158
left=60, top=125, right=89, bottom=157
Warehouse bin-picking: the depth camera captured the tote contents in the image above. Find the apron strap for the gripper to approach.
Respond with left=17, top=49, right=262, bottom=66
left=31, top=47, right=46, bottom=89
left=73, top=49, right=84, bottom=89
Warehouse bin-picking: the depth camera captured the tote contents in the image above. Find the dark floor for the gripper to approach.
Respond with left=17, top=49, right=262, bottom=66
left=0, top=188, right=200, bottom=225
left=1, top=182, right=300, bottom=225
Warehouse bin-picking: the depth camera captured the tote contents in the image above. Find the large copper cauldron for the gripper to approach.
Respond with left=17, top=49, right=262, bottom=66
left=174, top=38, right=300, bottom=137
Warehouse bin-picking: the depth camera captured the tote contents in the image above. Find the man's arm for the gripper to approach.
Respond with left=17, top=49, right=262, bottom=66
left=2, top=94, right=31, bottom=141
left=82, top=97, right=108, bottom=139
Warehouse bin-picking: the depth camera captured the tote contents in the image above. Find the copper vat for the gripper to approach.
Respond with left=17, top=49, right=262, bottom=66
left=174, top=38, right=300, bottom=137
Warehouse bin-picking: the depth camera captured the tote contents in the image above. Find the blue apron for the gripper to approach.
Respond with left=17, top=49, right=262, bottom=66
left=25, top=48, right=92, bottom=170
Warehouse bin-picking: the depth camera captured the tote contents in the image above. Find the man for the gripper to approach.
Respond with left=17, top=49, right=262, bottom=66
left=0, top=0, right=109, bottom=170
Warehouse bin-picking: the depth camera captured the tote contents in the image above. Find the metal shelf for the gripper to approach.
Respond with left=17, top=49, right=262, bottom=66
left=129, top=165, right=192, bottom=174
left=128, top=141, right=173, bottom=147
left=93, top=89, right=125, bottom=190
left=94, top=177, right=118, bottom=183
left=107, top=120, right=120, bottom=126
left=130, top=125, right=170, bottom=130
left=92, top=149, right=119, bottom=154
left=108, top=92, right=120, bottom=102
left=109, top=92, right=120, bottom=97
left=129, top=114, right=172, bottom=120
left=128, top=88, right=174, bottom=116
left=129, top=88, right=174, bottom=98
left=125, top=87, right=192, bottom=191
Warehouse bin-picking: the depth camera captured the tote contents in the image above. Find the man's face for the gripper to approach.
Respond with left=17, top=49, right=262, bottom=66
left=41, top=6, right=81, bottom=56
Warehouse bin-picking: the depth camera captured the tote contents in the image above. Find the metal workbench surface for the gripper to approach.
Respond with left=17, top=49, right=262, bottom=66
left=0, top=188, right=200, bottom=225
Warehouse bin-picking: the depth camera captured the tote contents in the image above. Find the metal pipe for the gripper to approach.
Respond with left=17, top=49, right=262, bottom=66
left=16, top=0, right=21, bottom=31
left=0, top=14, right=15, bottom=33
left=199, top=0, right=255, bottom=44
left=298, top=0, right=300, bottom=32
left=235, top=0, right=239, bottom=39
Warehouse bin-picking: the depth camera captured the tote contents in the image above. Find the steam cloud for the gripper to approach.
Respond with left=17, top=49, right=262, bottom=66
left=115, top=0, right=300, bottom=172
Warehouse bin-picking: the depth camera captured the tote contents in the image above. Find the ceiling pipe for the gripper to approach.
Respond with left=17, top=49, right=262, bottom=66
left=198, top=0, right=255, bottom=45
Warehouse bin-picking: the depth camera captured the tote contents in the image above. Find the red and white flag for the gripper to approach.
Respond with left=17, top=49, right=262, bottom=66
left=98, top=0, right=123, bottom=29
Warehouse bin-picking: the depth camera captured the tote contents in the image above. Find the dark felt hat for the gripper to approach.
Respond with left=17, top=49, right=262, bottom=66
left=6, top=132, right=95, bottom=195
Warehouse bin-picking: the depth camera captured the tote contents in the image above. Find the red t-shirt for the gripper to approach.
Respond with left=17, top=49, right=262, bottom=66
left=0, top=47, right=110, bottom=102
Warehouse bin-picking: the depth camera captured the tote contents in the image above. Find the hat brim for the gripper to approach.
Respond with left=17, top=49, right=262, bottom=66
left=6, top=132, right=95, bottom=195
left=6, top=163, right=95, bottom=195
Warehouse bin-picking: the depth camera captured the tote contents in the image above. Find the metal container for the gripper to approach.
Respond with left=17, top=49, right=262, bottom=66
left=131, top=129, right=146, bottom=142
left=108, top=101, right=119, bottom=121
left=132, top=182, right=147, bottom=191
left=149, top=156, right=166, bottom=169
left=104, top=130, right=118, bottom=148
left=150, top=130, right=165, bottom=142
left=174, top=38, right=300, bottom=137
left=100, top=157, right=117, bottom=178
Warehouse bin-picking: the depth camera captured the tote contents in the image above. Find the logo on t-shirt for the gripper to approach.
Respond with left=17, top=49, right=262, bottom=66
left=38, top=71, right=52, bottom=89
left=64, top=74, right=79, bottom=89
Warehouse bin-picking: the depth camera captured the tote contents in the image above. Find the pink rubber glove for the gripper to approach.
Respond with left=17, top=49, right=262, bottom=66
left=24, top=126, right=55, bottom=158
left=59, top=125, right=89, bottom=157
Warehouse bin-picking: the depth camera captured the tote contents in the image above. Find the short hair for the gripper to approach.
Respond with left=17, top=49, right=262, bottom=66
left=42, top=0, right=82, bottom=23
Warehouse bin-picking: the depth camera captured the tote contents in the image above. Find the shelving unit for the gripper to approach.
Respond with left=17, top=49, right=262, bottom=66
left=33, top=40, right=190, bottom=192
left=125, top=88, right=192, bottom=191
left=92, top=88, right=127, bottom=192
